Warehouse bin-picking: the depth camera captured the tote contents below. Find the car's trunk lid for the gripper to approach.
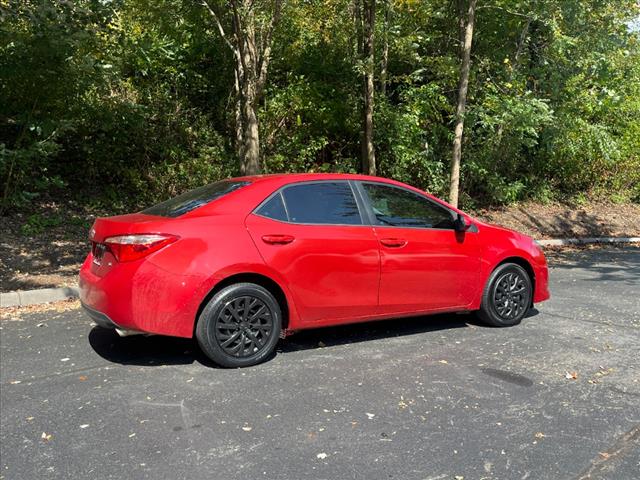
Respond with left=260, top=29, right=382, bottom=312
left=89, top=213, right=168, bottom=243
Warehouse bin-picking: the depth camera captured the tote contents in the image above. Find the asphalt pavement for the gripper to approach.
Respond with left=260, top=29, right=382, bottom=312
left=1, top=246, right=639, bottom=480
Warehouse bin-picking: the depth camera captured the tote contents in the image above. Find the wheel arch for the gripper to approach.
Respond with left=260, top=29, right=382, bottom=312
left=193, top=272, right=291, bottom=337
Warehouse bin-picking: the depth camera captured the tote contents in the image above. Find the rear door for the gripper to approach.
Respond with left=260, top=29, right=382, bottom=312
left=245, top=181, right=380, bottom=324
left=357, top=181, right=481, bottom=314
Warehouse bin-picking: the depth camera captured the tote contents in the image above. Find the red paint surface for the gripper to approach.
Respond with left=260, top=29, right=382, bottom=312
left=79, top=173, right=550, bottom=338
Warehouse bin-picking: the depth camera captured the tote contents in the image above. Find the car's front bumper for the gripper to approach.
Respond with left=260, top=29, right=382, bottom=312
left=532, top=255, right=550, bottom=303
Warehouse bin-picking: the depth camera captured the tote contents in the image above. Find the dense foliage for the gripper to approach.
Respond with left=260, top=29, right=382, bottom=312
left=1, top=0, right=639, bottom=212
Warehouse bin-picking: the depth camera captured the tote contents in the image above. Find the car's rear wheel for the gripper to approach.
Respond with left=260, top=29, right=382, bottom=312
left=477, top=263, right=532, bottom=327
left=196, top=283, right=282, bottom=368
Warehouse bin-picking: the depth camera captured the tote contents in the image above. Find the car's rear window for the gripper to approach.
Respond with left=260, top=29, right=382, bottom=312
left=141, top=180, right=250, bottom=218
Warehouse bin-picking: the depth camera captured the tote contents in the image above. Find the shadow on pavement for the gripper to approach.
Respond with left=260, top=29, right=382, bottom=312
left=88, top=327, right=212, bottom=367
left=88, top=310, right=540, bottom=367
left=279, top=312, right=479, bottom=353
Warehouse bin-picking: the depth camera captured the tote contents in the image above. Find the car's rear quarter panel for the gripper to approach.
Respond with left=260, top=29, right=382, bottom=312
left=143, top=216, right=273, bottom=337
left=80, top=217, right=271, bottom=338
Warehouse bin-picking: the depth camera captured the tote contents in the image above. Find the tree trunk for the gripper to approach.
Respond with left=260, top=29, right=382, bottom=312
left=242, top=85, right=261, bottom=175
left=203, top=0, right=282, bottom=176
left=361, top=0, right=376, bottom=176
left=234, top=65, right=245, bottom=166
left=379, top=0, right=389, bottom=96
left=449, top=0, right=477, bottom=208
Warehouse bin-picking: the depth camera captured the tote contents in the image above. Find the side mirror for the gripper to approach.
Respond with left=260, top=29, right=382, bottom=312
left=453, top=213, right=469, bottom=232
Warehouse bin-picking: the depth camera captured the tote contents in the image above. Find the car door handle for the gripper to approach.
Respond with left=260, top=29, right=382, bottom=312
left=380, top=238, right=407, bottom=248
left=262, top=234, right=295, bottom=245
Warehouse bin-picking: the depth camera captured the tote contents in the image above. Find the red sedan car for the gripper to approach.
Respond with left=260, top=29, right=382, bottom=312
left=80, top=174, right=549, bottom=367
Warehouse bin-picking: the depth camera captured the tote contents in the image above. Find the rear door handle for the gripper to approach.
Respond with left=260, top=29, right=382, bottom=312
left=380, top=238, right=407, bottom=248
left=262, top=234, right=295, bottom=245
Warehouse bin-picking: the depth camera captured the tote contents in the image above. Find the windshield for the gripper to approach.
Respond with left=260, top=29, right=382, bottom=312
left=141, top=180, right=250, bottom=217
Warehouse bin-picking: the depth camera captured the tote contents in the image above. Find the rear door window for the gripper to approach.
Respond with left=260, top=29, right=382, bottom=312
left=278, top=182, right=362, bottom=225
left=142, top=180, right=249, bottom=217
left=255, top=192, right=288, bottom=222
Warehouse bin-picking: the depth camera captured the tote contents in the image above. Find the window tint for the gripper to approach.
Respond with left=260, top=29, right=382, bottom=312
left=362, top=183, right=455, bottom=229
left=256, top=193, right=288, bottom=221
left=282, top=182, right=362, bottom=225
left=142, top=181, right=249, bottom=218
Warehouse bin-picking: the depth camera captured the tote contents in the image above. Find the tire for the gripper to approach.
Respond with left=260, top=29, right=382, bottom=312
left=477, top=263, right=532, bottom=327
left=196, top=283, right=282, bottom=368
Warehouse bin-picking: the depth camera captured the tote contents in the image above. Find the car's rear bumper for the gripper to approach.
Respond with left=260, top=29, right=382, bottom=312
left=81, top=301, right=120, bottom=329
left=79, top=254, right=202, bottom=338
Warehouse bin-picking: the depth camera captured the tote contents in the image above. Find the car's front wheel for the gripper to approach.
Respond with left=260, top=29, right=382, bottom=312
left=477, top=263, right=532, bottom=327
left=196, top=283, right=282, bottom=367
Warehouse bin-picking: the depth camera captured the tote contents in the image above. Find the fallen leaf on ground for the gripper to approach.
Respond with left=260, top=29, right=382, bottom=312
left=535, top=432, right=545, bottom=439
left=366, top=413, right=375, bottom=419
left=41, top=432, right=52, bottom=441
left=439, top=360, right=448, bottom=364
left=80, top=424, right=89, bottom=429
left=316, top=453, right=327, bottom=459
left=242, top=426, right=252, bottom=432
left=564, top=371, right=578, bottom=380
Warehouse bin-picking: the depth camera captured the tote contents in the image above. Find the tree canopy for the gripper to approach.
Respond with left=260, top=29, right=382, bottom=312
left=1, top=0, right=639, bottom=212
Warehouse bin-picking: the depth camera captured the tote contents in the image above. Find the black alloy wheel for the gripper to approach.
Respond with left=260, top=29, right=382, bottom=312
left=214, top=296, right=274, bottom=357
left=492, top=271, right=529, bottom=320
left=478, top=263, right=532, bottom=327
left=196, top=283, right=282, bottom=367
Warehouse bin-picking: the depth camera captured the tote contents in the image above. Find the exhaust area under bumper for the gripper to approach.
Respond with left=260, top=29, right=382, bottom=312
left=81, top=302, right=145, bottom=336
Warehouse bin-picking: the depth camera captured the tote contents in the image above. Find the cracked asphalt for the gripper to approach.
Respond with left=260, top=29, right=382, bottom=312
left=1, top=246, right=639, bottom=480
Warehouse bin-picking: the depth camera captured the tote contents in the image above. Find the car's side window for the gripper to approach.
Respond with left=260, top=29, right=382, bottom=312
left=255, top=192, right=288, bottom=222
left=362, top=182, right=455, bottom=229
left=280, top=182, right=362, bottom=225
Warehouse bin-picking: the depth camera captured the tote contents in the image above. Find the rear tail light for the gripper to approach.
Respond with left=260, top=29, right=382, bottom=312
left=103, top=234, right=179, bottom=262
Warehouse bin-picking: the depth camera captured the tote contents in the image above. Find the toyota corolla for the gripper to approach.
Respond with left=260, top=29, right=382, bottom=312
left=79, top=174, right=550, bottom=367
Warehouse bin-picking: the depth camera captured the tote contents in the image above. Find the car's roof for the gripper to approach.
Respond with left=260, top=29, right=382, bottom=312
left=186, top=172, right=466, bottom=218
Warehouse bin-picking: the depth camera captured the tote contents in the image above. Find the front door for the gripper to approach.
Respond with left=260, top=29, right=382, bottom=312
left=358, top=181, right=481, bottom=314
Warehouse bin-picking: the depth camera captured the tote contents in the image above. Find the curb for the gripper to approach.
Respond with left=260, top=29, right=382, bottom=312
left=1, top=236, right=638, bottom=308
left=1, top=286, right=79, bottom=308
left=536, top=237, right=640, bottom=246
